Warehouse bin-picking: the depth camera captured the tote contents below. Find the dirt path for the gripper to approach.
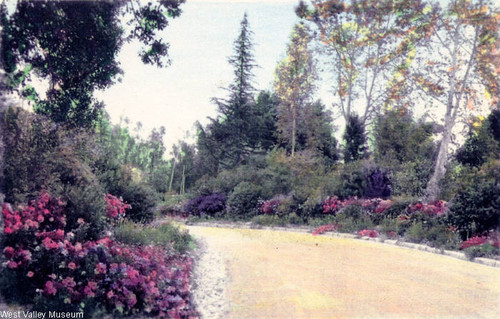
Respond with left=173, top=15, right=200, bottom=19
left=188, top=226, right=500, bottom=319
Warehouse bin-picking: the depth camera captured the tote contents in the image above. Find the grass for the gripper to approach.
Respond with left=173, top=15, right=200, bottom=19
left=114, top=221, right=195, bottom=253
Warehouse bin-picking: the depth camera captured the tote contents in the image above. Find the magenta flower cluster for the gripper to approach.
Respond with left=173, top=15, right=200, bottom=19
left=408, top=200, right=447, bottom=216
left=460, top=232, right=500, bottom=250
left=258, top=198, right=282, bottom=215
left=104, top=194, right=131, bottom=219
left=357, top=229, right=380, bottom=238
left=322, top=196, right=394, bottom=215
left=2, top=193, right=197, bottom=318
left=312, top=224, right=339, bottom=236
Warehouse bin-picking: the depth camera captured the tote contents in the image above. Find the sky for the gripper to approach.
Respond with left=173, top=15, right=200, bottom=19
left=96, top=0, right=305, bottom=155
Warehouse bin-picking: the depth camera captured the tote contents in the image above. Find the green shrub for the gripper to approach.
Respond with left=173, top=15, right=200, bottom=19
left=332, top=161, right=365, bottom=199
left=99, top=164, right=157, bottom=223
left=252, top=214, right=285, bottom=227
left=334, top=205, right=374, bottom=233
left=114, top=221, right=194, bottom=253
left=392, top=160, right=433, bottom=197
left=227, top=182, right=261, bottom=219
left=448, top=179, right=500, bottom=240
left=120, top=182, right=157, bottom=223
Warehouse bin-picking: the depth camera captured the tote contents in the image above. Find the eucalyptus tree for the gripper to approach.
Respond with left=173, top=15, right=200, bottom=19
left=296, top=0, right=437, bottom=124
left=404, top=0, right=500, bottom=200
left=274, top=23, right=318, bottom=156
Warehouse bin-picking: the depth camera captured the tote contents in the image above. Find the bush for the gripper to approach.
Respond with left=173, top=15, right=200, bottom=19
left=333, top=161, right=365, bottom=199
left=114, top=222, right=194, bottom=254
left=391, top=160, right=433, bottom=197
left=1, top=193, right=197, bottom=317
left=364, top=167, right=391, bottom=199
left=100, top=165, right=157, bottom=223
left=448, top=180, right=500, bottom=240
left=184, top=193, right=226, bottom=217
left=226, top=182, right=261, bottom=219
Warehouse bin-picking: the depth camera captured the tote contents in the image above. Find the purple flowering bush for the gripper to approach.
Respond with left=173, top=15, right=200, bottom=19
left=184, top=193, right=226, bottom=217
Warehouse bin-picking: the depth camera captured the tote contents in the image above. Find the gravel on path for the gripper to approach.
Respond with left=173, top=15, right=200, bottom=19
left=189, top=231, right=231, bottom=319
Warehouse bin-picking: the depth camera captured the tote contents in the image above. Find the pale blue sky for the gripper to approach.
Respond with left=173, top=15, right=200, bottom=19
left=97, top=0, right=306, bottom=154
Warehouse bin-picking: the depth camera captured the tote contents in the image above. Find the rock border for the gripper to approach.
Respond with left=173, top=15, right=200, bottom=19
left=187, top=221, right=500, bottom=268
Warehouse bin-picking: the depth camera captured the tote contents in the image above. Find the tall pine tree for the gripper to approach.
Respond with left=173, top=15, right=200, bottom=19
left=197, top=13, right=259, bottom=171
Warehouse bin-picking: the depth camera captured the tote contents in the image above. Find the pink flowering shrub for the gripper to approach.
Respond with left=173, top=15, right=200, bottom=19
left=1, top=193, right=197, bottom=318
left=322, top=196, right=394, bottom=217
left=258, top=198, right=282, bottom=215
left=460, top=232, right=500, bottom=250
left=312, top=224, right=339, bottom=236
left=358, top=229, right=379, bottom=238
left=408, top=200, right=447, bottom=216
left=322, top=196, right=345, bottom=214
left=105, top=193, right=131, bottom=219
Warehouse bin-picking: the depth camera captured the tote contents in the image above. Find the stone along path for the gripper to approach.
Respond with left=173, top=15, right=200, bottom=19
left=188, top=226, right=500, bottom=319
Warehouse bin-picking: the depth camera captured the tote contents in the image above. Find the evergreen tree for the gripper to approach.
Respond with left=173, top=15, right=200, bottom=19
left=251, top=91, right=279, bottom=151
left=343, top=114, right=366, bottom=163
left=198, top=13, right=259, bottom=170
left=304, top=100, right=338, bottom=165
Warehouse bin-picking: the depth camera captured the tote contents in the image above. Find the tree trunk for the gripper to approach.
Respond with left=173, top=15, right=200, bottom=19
left=425, top=112, right=455, bottom=202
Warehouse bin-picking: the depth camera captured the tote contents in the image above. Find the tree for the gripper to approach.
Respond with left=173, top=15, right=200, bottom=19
left=251, top=91, right=279, bottom=151
left=1, top=0, right=185, bottom=128
left=456, top=113, right=500, bottom=168
left=403, top=0, right=500, bottom=200
left=297, top=0, right=437, bottom=124
left=197, top=13, right=259, bottom=170
left=373, top=109, right=435, bottom=165
left=342, top=114, right=366, bottom=162
left=274, top=23, right=317, bottom=156
left=303, top=100, right=339, bottom=165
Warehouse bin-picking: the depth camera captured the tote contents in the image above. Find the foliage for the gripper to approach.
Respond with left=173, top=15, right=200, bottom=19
left=332, top=161, right=366, bottom=199
left=342, top=114, right=367, bottom=163
left=1, top=0, right=184, bottom=128
left=298, top=0, right=435, bottom=122
left=1, top=193, right=196, bottom=317
left=184, top=193, right=226, bottom=217
left=456, top=114, right=500, bottom=168
left=118, top=182, right=157, bottom=224
left=226, top=182, right=261, bottom=218
left=113, top=222, right=194, bottom=254
left=197, top=13, right=264, bottom=170
left=364, top=167, right=391, bottom=199
left=373, top=109, right=435, bottom=165
left=448, top=180, right=500, bottom=240
left=391, top=159, right=433, bottom=197
left=274, top=23, right=317, bottom=156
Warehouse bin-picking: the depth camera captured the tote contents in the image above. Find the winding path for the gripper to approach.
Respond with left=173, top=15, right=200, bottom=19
left=188, top=226, right=500, bottom=319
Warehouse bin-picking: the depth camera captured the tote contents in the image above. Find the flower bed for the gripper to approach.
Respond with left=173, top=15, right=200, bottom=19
left=1, top=193, right=197, bottom=318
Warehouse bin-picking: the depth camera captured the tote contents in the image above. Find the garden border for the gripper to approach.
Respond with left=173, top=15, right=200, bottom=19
left=186, top=220, right=500, bottom=268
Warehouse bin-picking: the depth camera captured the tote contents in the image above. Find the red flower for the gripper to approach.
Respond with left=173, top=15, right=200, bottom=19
left=68, top=262, right=77, bottom=270
left=3, top=246, right=15, bottom=259
left=27, top=271, right=34, bottom=278
left=7, top=261, right=18, bottom=269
